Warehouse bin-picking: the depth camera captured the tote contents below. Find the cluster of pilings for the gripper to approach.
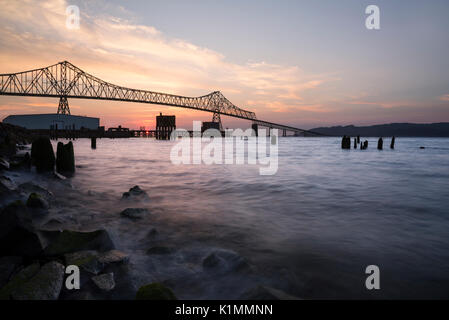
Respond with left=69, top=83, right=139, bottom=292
left=342, top=135, right=396, bottom=150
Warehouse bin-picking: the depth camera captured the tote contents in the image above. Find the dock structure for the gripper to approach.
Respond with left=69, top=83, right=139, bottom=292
left=156, top=113, right=176, bottom=140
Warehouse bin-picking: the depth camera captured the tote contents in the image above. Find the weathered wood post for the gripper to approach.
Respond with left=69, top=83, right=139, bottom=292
left=390, top=136, right=395, bottom=149
left=377, top=137, right=383, bottom=150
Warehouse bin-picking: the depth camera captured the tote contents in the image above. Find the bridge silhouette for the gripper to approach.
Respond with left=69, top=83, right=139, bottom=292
left=0, top=61, right=321, bottom=135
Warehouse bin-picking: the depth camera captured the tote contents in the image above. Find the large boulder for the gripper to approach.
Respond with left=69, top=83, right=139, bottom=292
left=56, top=141, right=75, bottom=175
left=91, top=273, right=115, bottom=291
left=64, top=250, right=103, bottom=275
left=31, top=137, right=55, bottom=172
left=135, top=283, right=176, bottom=300
left=44, top=229, right=115, bottom=256
left=0, top=261, right=65, bottom=300
left=64, top=249, right=129, bottom=275
left=26, top=192, right=49, bottom=210
left=0, top=256, right=23, bottom=288
left=0, top=201, right=43, bottom=257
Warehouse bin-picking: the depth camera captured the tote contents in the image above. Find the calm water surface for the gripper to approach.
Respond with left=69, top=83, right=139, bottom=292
left=18, top=137, right=449, bottom=299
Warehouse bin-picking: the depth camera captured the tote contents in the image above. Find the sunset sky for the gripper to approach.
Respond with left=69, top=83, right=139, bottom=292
left=0, top=0, right=448, bottom=130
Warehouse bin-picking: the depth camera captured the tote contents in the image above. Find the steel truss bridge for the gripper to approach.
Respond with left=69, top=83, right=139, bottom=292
left=0, top=61, right=321, bottom=135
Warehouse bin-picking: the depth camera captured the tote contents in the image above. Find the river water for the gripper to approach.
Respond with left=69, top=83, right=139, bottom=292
left=11, top=136, right=449, bottom=299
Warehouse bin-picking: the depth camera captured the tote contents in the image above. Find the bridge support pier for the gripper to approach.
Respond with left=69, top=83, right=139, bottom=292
left=57, top=96, right=70, bottom=115
left=251, top=123, right=258, bottom=137
left=156, top=113, right=176, bottom=140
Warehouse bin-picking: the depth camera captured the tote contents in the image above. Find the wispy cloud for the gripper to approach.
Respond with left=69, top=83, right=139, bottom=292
left=0, top=0, right=331, bottom=128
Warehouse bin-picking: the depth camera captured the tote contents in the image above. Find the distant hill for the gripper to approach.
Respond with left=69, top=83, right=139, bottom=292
left=311, top=123, right=449, bottom=137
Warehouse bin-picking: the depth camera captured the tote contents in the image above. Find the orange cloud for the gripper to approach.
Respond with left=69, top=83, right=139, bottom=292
left=0, top=0, right=330, bottom=128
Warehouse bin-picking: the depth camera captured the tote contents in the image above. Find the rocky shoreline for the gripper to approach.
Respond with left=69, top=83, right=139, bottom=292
left=0, top=125, right=178, bottom=300
left=0, top=124, right=299, bottom=300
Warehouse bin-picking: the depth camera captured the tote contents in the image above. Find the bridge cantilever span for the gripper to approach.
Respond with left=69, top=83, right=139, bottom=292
left=0, top=61, right=322, bottom=135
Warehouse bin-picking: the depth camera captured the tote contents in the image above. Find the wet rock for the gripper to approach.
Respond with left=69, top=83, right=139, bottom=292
left=98, top=250, right=130, bottom=265
left=56, top=141, right=75, bottom=175
left=202, top=249, right=251, bottom=273
left=26, top=192, right=49, bottom=210
left=0, top=201, right=43, bottom=257
left=0, top=261, right=65, bottom=300
left=120, top=208, right=150, bottom=219
left=65, top=250, right=103, bottom=275
left=0, top=256, right=22, bottom=288
left=53, top=171, right=67, bottom=180
left=44, top=229, right=115, bottom=256
left=9, top=152, right=31, bottom=170
left=91, top=273, right=115, bottom=291
left=135, top=283, right=177, bottom=300
left=0, top=262, right=40, bottom=299
left=40, top=218, right=64, bottom=231
left=18, top=182, right=53, bottom=200
left=146, top=246, right=175, bottom=255
left=240, top=285, right=301, bottom=300
left=0, top=176, right=16, bottom=198
left=31, top=137, right=55, bottom=173
left=0, top=157, right=10, bottom=170
left=121, top=185, right=148, bottom=200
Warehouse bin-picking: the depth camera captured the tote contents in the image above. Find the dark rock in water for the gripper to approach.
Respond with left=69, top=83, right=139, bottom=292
left=120, top=208, right=150, bottom=219
left=135, top=283, right=177, bottom=300
left=9, top=152, right=31, bottom=170
left=420, top=146, right=425, bottom=149
left=0, top=157, right=10, bottom=170
left=146, top=246, right=175, bottom=255
left=202, top=249, right=251, bottom=273
left=0, top=201, right=43, bottom=257
left=65, top=250, right=103, bottom=275
left=31, top=137, right=55, bottom=173
left=44, top=229, right=115, bottom=256
left=0, top=261, right=65, bottom=300
left=56, top=141, right=75, bottom=175
left=0, top=176, right=16, bottom=198
left=240, top=285, right=301, bottom=300
left=26, top=192, right=49, bottom=210
left=98, top=250, right=130, bottom=265
left=0, top=256, right=23, bottom=288
left=18, top=182, right=53, bottom=200
left=121, top=185, right=148, bottom=200
left=146, top=228, right=158, bottom=238
left=91, top=273, right=115, bottom=291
